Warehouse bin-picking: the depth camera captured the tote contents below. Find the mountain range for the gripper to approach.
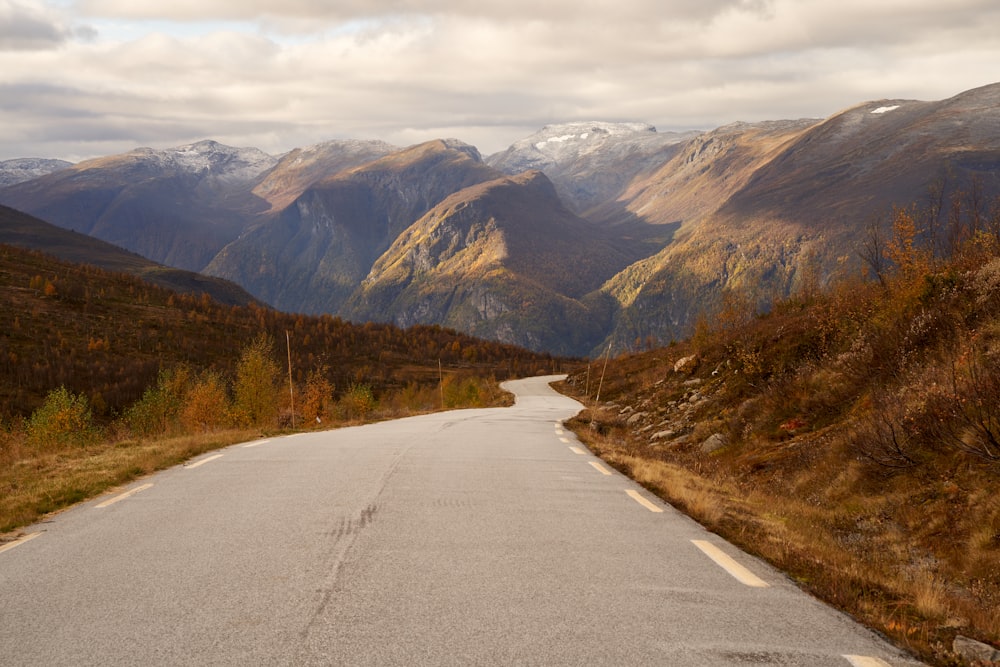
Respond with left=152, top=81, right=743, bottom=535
left=2, top=82, right=998, bottom=356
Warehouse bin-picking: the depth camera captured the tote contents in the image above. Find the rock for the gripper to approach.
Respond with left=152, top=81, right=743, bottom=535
left=626, top=411, right=647, bottom=425
left=620, top=405, right=634, bottom=415
left=651, top=430, right=674, bottom=440
left=954, top=636, right=1000, bottom=663
left=673, top=354, right=699, bottom=374
left=700, top=433, right=729, bottom=454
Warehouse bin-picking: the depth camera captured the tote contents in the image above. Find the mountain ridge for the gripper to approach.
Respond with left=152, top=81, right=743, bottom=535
left=2, top=82, right=998, bottom=355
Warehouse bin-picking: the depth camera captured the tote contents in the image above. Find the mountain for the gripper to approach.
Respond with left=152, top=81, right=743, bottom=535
left=2, top=83, right=998, bottom=355
left=344, top=170, right=650, bottom=354
left=204, top=139, right=503, bottom=314
left=0, top=140, right=278, bottom=271
left=600, top=82, right=1000, bottom=349
left=0, top=158, right=73, bottom=188
left=487, top=121, right=698, bottom=216
left=0, top=204, right=259, bottom=306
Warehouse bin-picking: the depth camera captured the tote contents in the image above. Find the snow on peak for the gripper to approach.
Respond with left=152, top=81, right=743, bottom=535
left=126, top=140, right=278, bottom=182
left=871, top=105, right=900, bottom=115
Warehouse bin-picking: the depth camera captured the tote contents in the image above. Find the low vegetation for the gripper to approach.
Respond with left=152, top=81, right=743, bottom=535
left=0, top=244, right=560, bottom=533
left=562, top=194, right=1000, bottom=666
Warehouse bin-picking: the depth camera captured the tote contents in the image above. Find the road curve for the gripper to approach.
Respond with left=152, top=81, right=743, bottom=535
left=0, top=375, right=921, bottom=666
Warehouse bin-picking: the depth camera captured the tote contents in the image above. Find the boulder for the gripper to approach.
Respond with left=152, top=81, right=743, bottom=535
left=700, top=433, right=729, bottom=454
left=953, top=636, right=1000, bottom=663
left=673, top=354, right=698, bottom=374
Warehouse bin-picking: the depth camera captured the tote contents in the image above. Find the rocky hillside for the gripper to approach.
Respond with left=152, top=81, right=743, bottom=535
left=344, top=170, right=649, bottom=354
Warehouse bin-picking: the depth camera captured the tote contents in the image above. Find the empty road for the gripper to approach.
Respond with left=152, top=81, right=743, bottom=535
left=0, top=376, right=921, bottom=665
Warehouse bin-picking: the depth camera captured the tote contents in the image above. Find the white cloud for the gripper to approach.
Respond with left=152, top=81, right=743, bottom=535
left=0, top=0, right=998, bottom=159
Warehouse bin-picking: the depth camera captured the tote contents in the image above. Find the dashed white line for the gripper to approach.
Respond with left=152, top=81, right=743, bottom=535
left=559, top=436, right=571, bottom=444
left=0, top=532, right=41, bottom=555
left=185, top=454, right=223, bottom=469
left=625, top=489, right=664, bottom=513
left=555, top=428, right=564, bottom=436
left=96, top=483, right=154, bottom=508
left=243, top=439, right=272, bottom=448
left=691, top=540, right=769, bottom=588
left=589, top=461, right=613, bottom=476
left=843, top=655, right=892, bottom=667
left=569, top=446, right=585, bottom=455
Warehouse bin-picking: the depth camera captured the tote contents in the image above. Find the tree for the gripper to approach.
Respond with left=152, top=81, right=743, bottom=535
left=233, top=334, right=279, bottom=429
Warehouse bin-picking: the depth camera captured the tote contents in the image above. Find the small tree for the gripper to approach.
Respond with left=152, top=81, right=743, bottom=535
left=27, top=387, right=99, bottom=450
left=233, top=334, right=280, bottom=429
left=124, top=366, right=191, bottom=436
left=300, top=367, right=334, bottom=426
left=180, top=371, right=230, bottom=433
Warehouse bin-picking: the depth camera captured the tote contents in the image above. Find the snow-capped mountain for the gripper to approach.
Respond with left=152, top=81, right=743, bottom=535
left=0, top=158, right=73, bottom=188
left=487, top=122, right=699, bottom=214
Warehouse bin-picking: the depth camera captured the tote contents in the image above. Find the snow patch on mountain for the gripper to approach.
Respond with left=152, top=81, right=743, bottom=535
left=0, top=158, right=73, bottom=188
left=871, top=105, right=901, bottom=114
left=127, top=140, right=278, bottom=183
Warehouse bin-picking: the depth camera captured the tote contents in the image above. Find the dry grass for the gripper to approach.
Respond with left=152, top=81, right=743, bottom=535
left=0, top=429, right=259, bottom=534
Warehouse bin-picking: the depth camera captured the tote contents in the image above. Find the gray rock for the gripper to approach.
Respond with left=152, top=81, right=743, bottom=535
left=700, top=433, right=729, bottom=454
left=626, top=411, right=647, bottom=425
left=953, top=635, right=1000, bottom=663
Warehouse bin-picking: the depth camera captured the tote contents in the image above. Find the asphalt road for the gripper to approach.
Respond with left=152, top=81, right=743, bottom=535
left=0, top=375, right=923, bottom=666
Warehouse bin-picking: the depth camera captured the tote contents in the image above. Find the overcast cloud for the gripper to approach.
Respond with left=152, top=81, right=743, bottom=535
left=1, top=0, right=998, bottom=161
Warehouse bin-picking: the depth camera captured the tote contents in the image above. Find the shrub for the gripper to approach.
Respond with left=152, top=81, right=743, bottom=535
left=233, top=334, right=279, bottom=429
left=180, top=371, right=230, bottom=433
left=340, top=383, right=376, bottom=421
left=26, top=386, right=99, bottom=450
left=123, top=366, right=191, bottom=437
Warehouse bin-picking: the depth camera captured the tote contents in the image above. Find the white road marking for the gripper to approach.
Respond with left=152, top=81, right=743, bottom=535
left=243, top=439, right=272, bottom=448
left=96, top=483, right=154, bottom=508
left=589, top=461, right=613, bottom=476
left=0, top=532, right=41, bottom=555
left=569, top=446, right=585, bottom=455
left=559, top=437, right=570, bottom=443
left=185, top=454, right=223, bottom=469
left=555, top=428, right=564, bottom=435
left=843, top=656, right=892, bottom=667
left=691, top=540, right=769, bottom=588
left=625, top=489, right=664, bottom=513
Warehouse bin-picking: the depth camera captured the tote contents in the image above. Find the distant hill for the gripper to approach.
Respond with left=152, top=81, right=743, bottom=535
left=0, top=243, right=558, bottom=420
left=0, top=205, right=259, bottom=307
left=3, top=83, right=999, bottom=355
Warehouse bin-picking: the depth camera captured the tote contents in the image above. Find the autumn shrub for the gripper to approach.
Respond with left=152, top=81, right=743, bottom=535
left=179, top=371, right=230, bottom=433
left=26, top=386, right=100, bottom=450
left=300, top=367, right=335, bottom=426
left=340, top=383, right=376, bottom=421
left=233, top=334, right=279, bottom=429
left=123, top=366, right=191, bottom=436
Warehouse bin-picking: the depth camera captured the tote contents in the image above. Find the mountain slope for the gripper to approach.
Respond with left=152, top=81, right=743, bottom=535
left=487, top=121, right=698, bottom=216
left=204, top=139, right=502, bottom=314
left=0, top=204, right=258, bottom=306
left=0, top=141, right=277, bottom=271
left=344, top=170, right=648, bottom=353
left=600, top=83, right=1000, bottom=349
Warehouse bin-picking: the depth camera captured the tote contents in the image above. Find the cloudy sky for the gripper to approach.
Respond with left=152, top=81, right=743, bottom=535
left=1, top=0, right=998, bottom=162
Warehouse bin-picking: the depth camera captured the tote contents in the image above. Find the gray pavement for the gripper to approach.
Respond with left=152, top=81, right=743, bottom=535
left=0, top=376, right=922, bottom=665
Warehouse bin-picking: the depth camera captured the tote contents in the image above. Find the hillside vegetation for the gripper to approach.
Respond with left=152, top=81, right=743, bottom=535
left=0, top=244, right=562, bottom=531
left=561, top=197, right=1000, bottom=665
